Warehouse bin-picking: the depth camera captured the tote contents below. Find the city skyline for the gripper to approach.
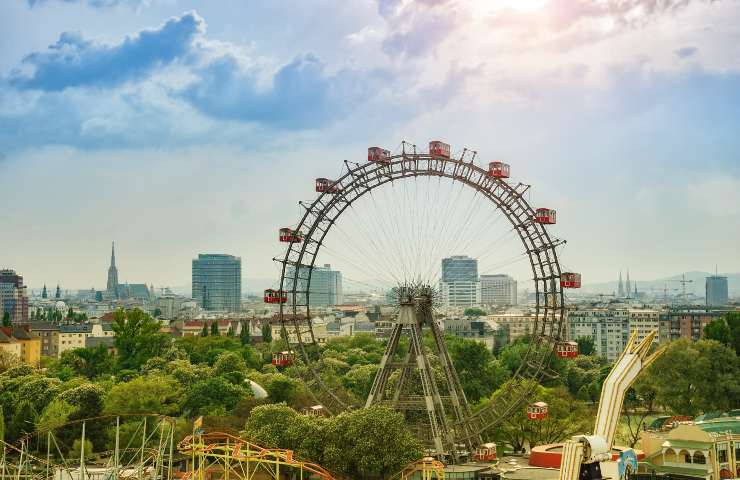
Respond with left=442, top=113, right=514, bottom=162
left=1, top=0, right=740, bottom=288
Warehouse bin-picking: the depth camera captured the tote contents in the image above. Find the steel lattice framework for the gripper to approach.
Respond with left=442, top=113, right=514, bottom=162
left=277, top=151, right=566, bottom=446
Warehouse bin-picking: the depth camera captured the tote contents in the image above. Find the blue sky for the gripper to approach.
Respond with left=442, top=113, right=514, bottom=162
left=1, top=0, right=739, bottom=292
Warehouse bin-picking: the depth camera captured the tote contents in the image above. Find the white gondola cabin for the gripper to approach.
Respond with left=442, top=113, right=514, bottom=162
left=272, top=351, right=295, bottom=367
left=263, top=288, right=287, bottom=304
left=368, top=147, right=391, bottom=163
left=535, top=208, right=557, bottom=224
left=560, top=272, right=582, bottom=288
left=429, top=140, right=451, bottom=158
left=474, top=443, right=498, bottom=462
left=278, top=228, right=303, bottom=243
left=488, top=161, right=510, bottom=179
left=527, top=401, right=549, bottom=420
left=557, top=341, right=579, bottom=358
left=315, top=177, right=339, bottom=194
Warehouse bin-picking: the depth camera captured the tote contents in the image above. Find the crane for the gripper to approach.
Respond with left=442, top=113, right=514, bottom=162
left=558, top=330, right=666, bottom=480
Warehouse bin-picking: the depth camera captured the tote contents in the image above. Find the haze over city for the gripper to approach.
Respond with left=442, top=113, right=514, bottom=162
left=1, top=0, right=739, bottom=290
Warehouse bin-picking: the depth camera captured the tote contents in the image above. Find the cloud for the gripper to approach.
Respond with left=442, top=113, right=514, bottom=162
left=181, top=53, right=370, bottom=129
left=10, top=11, right=203, bottom=91
left=27, top=0, right=149, bottom=8
left=675, top=46, right=698, bottom=58
left=376, top=0, right=460, bottom=58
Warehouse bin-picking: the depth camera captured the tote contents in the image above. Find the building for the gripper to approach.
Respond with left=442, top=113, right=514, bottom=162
left=440, top=256, right=481, bottom=307
left=486, top=311, right=537, bottom=343
left=0, top=326, right=41, bottom=366
left=170, top=319, right=242, bottom=337
left=568, top=308, right=630, bottom=361
left=0, top=329, right=22, bottom=358
left=192, top=254, right=242, bottom=312
left=286, top=264, right=343, bottom=307
left=58, top=324, right=93, bottom=356
left=29, top=321, right=60, bottom=357
left=107, top=242, right=119, bottom=299
left=0, top=269, right=29, bottom=325
left=658, top=310, right=725, bottom=343
left=627, top=309, right=661, bottom=345
left=706, top=276, right=729, bottom=307
left=639, top=416, right=740, bottom=480
left=480, top=274, right=517, bottom=306
left=443, top=316, right=509, bottom=351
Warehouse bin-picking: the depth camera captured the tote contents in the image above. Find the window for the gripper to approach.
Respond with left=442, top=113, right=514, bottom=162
left=718, top=444, right=728, bottom=463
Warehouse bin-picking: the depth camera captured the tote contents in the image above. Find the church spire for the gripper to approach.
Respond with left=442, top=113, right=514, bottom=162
left=55, top=284, right=61, bottom=299
left=111, top=241, right=116, bottom=268
left=617, top=270, right=624, bottom=298
left=107, top=241, right=119, bottom=299
left=625, top=269, right=631, bottom=298
left=42, top=284, right=48, bottom=299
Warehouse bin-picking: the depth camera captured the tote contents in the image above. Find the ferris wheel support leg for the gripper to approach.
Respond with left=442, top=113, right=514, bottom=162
left=366, top=322, right=404, bottom=407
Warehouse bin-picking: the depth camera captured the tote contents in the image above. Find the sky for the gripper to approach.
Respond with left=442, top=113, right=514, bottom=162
left=1, top=0, right=739, bottom=293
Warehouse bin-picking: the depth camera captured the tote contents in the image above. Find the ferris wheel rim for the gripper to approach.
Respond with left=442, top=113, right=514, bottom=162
left=275, top=151, right=567, bottom=434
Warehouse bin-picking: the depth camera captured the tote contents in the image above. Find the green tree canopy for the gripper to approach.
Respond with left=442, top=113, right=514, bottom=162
left=576, top=336, right=596, bottom=356
left=181, top=376, right=251, bottom=417
left=104, top=374, right=183, bottom=416
left=111, top=308, right=169, bottom=371
left=464, top=307, right=487, bottom=317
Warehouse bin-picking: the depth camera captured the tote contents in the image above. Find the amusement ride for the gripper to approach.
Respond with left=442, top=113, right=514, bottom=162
left=267, top=139, right=583, bottom=461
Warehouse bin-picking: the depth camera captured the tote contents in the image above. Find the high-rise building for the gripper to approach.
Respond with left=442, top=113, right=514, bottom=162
left=106, top=242, right=119, bottom=299
left=287, top=264, right=343, bottom=307
left=0, top=269, right=29, bottom=325
left=192, top=254, right=242, bottom=312
left=705, top=275, right=728, bottom=306
left=440, top=256, right=480, bottom=307
left=480, top=274, right=517, bottom=306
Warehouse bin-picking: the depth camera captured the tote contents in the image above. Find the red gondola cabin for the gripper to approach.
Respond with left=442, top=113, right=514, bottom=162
left=315, top=178, right=339, bottom=194
left=474, top=443, right=498, bottom=462
left=527, top=402, right=549, bottom=420
left=535, top=208, right=557, bottom=224
left=429, top=141, right=451, bottom=158
left=272, top=351, right=295, bottom=367
left=264, top=289, right=287, bottom=304
left=560, top=272, right=582, bottom=288
left=278, top=228, right=303, bottom=243
left=488, top=161, right=510, bottom=179
left=368, top=147, right=391, bottom=163
left=557, top=341, right=579, bottom=358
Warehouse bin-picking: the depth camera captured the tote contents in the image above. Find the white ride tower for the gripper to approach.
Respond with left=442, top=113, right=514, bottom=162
left=558, top=330, right=666, bottom=480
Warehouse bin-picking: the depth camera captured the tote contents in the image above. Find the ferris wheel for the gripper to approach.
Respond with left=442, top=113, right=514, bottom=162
left=265, top=140, right=581, bottom=452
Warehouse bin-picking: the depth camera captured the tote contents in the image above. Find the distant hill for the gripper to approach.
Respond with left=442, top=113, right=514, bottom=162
left=581, top=271, right=739, bottom=297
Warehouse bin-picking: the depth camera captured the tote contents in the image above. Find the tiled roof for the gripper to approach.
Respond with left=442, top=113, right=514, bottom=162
left=85, top=336, right=115, bottom=348
left=60, top=324, right=93, bottom=334
left=11, top=327, right=38, bottom=340
left=0, top=330, right=12, bottom=343
left=29, top=321, right=60, bottom=331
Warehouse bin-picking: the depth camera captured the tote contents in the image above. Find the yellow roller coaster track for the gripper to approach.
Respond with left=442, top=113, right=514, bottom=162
left=177, top=431, right=338, bottom=480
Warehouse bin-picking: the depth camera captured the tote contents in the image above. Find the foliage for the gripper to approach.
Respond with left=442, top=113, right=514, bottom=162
left=264, top=373, right=301, bottom=404
left=704, top=312, right=740, bottom=355
left=60, top=344, right=114, bottom=379
left=464, top=307, right=487, bottom=317
left=261, top=322, right=272, bottom=343
left=482, top=380, right=593, bottom=452
left=323, top=406, right=423, bottom=479
left=36, top=398, right=76, bottom=433
left=201, top=323, right=208, bottom=337
left=342, top=364, right=379, bottom=400
left=645, top=338, right=740, bottom=415
left=211, top=321, right=219, bottom=336
left=104, top=374, right=183, bottom=416
left=576, top=336, right=596, bottom=356
left=111, top=308, right=170, bottom=370
left=446, top=335, right=509, bottom=402
left=2, top=311, right=10, bottom=327
left=69, top=438, right=95, bottom=460
left=0, top=349, right=19, bottom=373
left=181, top=376, right=251, bottom=417
left=240, top=320, right=250, bottom=345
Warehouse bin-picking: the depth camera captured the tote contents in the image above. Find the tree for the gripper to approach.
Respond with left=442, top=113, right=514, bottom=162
left=213, top=351, right=247, bottom=384
left=60, top=345, right=114, bottom=379
left=200, top=323, right=208, bottom=337
left=153, top=308, right=162, bottom=318
left=261, top=322, right=272, bottom=343
left=0, top=350, right=19, bottom=373
left=265, top=374, right=300, bottom=404
left=104, top=374, right=183, bottom=416
left=464, top=307, right=486, bottom=317
left=482, top=380, right=593, bottom=453
left=240, top=320, right=250, bottom=346
left=2, top=311, right=10, bottom=327
left=704, top=318, right=731, bottom=347
left=211, top=321, right=219, bottom=336
left=323, top=406, right=423, bottom=479
left=110, top=308, right=170, bottom=371
left=181, top=377, right=251, bottom=416
left=227, top=324, right=235, bottom=337
left=446, top=335, right=509, bottom=402
left=646, top=338, right=740, bottom=415
left=342, top=364, right=379, bottom=400
left=576, top=336, right=596, bottom=356
left=725, top=312, right=740, bottom=355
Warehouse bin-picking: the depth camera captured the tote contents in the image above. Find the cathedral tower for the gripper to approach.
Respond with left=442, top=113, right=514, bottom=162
left=107, top=242, right=119, bottom=299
